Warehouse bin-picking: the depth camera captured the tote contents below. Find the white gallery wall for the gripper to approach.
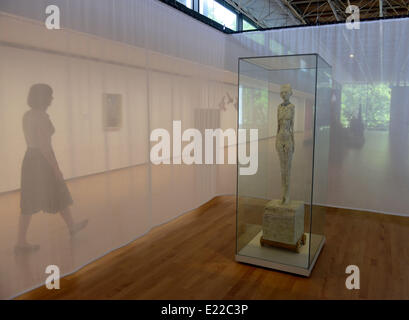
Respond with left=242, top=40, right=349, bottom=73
left=0, top=0, right=408, bottom=299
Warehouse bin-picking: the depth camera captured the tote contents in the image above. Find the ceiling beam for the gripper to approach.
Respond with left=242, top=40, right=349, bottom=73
left=274, top=0, right=307, bottom=24
left=384, top=0, right=400, bottom=16
left=224, top=0, right=269, bottom=28
left=227, top=0, right=408, bottom=28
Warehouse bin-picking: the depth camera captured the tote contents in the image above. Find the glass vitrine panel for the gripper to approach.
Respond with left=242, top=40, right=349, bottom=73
left=236, top=54, right=332, bottom=276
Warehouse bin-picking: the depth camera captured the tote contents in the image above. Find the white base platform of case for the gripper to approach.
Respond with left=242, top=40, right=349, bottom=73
left=236, top=232, right=325, bottom=277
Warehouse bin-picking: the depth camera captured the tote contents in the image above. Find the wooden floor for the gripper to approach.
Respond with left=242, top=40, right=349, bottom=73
left=17, top=196, right=409, bottom=300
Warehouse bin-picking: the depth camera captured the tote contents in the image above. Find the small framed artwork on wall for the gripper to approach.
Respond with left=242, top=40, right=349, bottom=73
left=103, top=93, right=122, bottom=131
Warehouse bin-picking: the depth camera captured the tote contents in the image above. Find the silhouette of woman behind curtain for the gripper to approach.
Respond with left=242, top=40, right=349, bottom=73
left=16, top=84, right=88, bottom=253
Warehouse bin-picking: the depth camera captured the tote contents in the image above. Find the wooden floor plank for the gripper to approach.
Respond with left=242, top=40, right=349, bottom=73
left=16, top=196, right=409, bottom=300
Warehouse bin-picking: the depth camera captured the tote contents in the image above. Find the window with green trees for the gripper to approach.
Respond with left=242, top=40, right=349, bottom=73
left=341, top=83, right=391, bottom=130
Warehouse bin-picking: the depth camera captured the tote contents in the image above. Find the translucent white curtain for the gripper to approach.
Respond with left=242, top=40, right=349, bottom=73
left=231, top=18, right=409, bottom=216
left=0, top=0, right=237, bottom=299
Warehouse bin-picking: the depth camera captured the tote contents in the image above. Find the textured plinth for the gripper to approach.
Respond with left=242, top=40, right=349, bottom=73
left=262, top=199, right=304, bottom=245
left=236, top=232, right=326, bottom=276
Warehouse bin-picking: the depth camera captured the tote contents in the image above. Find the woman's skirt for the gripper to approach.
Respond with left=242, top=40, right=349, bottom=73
left=20, top=148, right=73, bottom=215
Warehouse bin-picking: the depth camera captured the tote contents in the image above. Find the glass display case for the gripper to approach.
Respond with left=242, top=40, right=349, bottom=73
left=236, top=54, right=332, bottom=276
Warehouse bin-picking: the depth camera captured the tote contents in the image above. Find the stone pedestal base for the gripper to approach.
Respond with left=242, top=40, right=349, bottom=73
left=260, top=233, right=306, bottom=253
left=262, top=199, right=305, bottom=252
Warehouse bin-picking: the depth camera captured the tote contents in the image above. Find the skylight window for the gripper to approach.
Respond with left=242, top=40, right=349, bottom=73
left=199, top=0, right=237, bottom=31
left=243, top=19, right=257, bottom=31
left=176, top=0, right=193, bottom=9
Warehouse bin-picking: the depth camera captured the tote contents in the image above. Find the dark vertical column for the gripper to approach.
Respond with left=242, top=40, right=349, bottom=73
left=237, top=13, right=243, bottom=31
left=330, top=82, right=342, bottom=127
left=328, top=81, right=345, bottom=165
left=193, top=0, right=199, bottom=12
left=326, top=81, right=345, bottom=205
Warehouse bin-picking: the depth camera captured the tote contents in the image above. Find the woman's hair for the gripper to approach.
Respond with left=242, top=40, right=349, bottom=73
left=27, top=83, right=53, bottom=109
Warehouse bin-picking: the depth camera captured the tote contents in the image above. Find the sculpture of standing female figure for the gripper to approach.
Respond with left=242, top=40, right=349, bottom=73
left=276, top=84, right=295, bottom=205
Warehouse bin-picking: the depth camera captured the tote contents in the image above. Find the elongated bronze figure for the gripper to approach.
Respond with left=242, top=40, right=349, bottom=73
left=276, top=84, right=295, bottom=205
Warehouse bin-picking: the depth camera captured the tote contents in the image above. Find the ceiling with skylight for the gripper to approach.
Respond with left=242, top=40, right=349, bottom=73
left=175, top=0, right=409, bottom=31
